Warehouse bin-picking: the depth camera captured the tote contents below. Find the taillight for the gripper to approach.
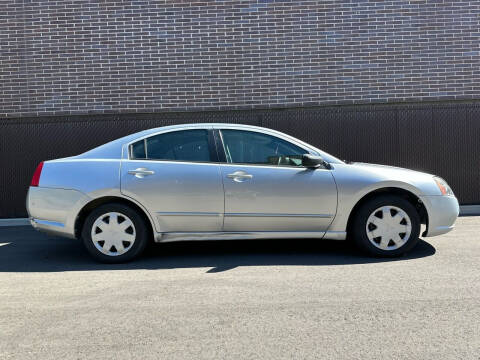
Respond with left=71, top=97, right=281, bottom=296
left=30, top=162, right=44, bottom=187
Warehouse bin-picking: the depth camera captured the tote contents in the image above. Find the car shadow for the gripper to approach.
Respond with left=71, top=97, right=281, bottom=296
left=0, top=226, right=436, bottom=273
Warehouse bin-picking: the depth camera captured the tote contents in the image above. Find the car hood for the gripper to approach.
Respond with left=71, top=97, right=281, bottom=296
left=350, top=162, right=434, bottom=178
left=331, top=161, right=442, bottom=196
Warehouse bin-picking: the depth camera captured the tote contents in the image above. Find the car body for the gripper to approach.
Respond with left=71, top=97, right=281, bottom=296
left=27, top=123, right=459, bottom=262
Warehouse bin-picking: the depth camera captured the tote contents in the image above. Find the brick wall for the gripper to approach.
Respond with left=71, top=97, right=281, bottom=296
left=1, top=0, right=480, bottom=118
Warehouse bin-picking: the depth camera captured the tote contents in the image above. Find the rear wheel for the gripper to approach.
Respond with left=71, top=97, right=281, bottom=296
left=351, top=195, right=420, bottom=257
left=81, top=203, right=149, bottom=263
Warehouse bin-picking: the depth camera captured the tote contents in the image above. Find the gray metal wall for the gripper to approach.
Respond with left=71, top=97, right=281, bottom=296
left=1, top=102, right=478, bottom=218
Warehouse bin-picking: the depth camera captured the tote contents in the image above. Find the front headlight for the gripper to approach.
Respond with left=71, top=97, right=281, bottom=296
left=434, top=177, right=454, bottom=196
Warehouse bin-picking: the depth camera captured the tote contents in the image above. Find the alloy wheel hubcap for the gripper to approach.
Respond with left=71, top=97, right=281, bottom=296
left=366, top=206, right=412, bottom=250
left=91, top=212, right=136, bottom=256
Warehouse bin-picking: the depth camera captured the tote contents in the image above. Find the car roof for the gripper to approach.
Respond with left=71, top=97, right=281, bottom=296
left=76, top=124, right=280, bottom=159
left=73, top=123, right=342, bottom=163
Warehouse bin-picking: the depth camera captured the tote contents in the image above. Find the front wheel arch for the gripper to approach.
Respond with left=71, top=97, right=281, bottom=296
left=346, top=187, right=429, bottom=239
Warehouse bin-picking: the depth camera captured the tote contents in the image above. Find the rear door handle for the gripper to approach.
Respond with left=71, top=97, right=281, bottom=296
left=128, top=168, right=155, bottom=178
left=227, top=171, right=253, bottom=182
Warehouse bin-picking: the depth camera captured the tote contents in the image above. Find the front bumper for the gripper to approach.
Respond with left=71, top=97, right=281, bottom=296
left=420, top=195, right=459, bottom=237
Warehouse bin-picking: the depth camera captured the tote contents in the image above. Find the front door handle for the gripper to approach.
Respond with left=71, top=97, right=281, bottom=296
left=128, top=167, right=155, bottom=178
left=227, top=171, right=253, bottom=182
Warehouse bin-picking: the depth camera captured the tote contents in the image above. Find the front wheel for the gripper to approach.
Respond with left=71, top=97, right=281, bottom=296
left=351, top=195, right=421, bottom=257
left=81, top=203, right=149, bottom=263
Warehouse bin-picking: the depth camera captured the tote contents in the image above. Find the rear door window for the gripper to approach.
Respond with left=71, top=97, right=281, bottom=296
left=130, top=129, right=211, bottom=162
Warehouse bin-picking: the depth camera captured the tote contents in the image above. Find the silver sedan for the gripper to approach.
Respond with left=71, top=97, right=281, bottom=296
left=27, top=123, right=459, bottom=263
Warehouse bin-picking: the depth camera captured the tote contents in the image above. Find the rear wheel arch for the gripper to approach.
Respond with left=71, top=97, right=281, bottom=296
left=74, top=196, right=155, bottom=241
left=346, top=187, right=429, bottom=238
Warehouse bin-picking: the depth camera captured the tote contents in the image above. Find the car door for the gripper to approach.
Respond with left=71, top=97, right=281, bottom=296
left=216, top=128, right=337, bottom=233
left=120, top=128, right=224, bottom=233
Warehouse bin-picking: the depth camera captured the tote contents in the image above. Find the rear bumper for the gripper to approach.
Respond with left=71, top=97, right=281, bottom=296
left=30, top=218, right=76, bottom=239
left=27, top=187, right=89, bottom=239
left=420, top=195, right=459, bottom=237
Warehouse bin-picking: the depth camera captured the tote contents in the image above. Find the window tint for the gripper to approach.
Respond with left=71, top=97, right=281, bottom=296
left=131, top=139, right=146, bottom=159
left=130, top=129, right=211, bottom=162
left=220, top=129, right=306, bottom=166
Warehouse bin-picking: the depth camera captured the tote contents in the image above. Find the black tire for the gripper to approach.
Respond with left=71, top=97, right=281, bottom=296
left=81, top=203, right=150, bottom=263
left=351, top=195, right=421, bottom=257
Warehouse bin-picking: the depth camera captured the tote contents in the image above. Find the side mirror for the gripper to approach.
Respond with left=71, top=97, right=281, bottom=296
left=302, top=154, right=329, bottom=169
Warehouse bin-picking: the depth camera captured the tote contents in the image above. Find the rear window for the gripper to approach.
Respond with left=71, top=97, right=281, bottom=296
left=130, top=129, right=211, bottom=162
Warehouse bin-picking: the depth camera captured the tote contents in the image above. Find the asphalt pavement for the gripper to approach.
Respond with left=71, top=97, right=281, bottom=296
left=0, top=217, right=479, bottom=359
